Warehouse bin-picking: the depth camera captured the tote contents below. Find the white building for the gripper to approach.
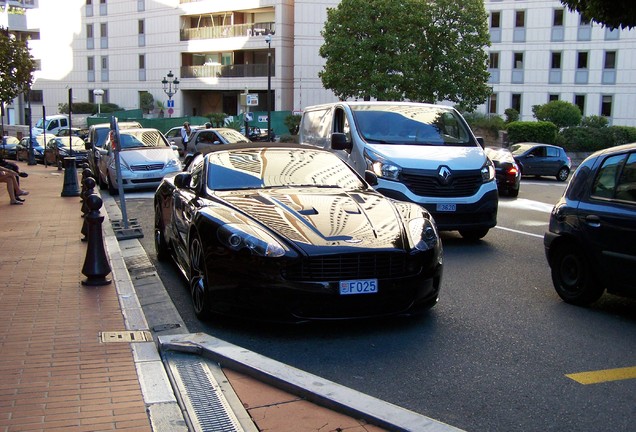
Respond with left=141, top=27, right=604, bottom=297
left=22, top=0, right=636, bottom=127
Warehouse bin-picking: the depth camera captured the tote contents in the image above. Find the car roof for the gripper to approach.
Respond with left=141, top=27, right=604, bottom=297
left=198, top=141, right=324, bottom=157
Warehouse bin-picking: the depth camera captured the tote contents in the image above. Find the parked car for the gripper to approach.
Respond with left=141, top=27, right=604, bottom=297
left=86, top=121, right=143, bottom=175
left=484, top=146, right=521, bottom=197
left=154, top=143, right=443, bottom=322
left=32, top=114, right=69, bottom=136
left=44, top=136, right=89, bottom=167
left=164, top=125, right=203, bottom=156
left=17, top=135, right=49, bottom=163
left=57, top=127, right=89, bottom=141
left=510, top=142, right=571, bottom=182
left=0, top=136, right=20, bottom=160
left=190, top=127, right=250, bottom=153
left=96, top=127, right=182, bottom=194
left=544, top=143, right=636, bottom=305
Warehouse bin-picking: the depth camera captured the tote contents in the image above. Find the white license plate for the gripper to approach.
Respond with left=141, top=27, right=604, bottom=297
left=436, top=203, right=457, bottom=212
left=339, top=279, right=378, bottom=295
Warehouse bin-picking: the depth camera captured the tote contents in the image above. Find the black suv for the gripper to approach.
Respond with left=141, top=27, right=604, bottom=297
left=544, top=143, right=636, bottom=305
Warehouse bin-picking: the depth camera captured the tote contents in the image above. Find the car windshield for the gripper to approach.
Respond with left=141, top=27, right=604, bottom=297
left=206, top=148, right=365, bottom=191
left=119, top=130, right=168, bottom=149
left=54, top=137, right=85, bottom=149
left=509, top=143, right=534, bottom=155
left=216, top=129, right=250, bottom=143
left=350, top=104, right=473, bottom=146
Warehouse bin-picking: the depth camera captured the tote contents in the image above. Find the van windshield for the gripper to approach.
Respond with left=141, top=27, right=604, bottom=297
left=350, top=104, right=474, bottom=146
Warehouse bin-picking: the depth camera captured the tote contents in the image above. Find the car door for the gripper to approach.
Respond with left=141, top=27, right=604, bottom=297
left=524, top=146, right=545, bottom=175
left=581, top=151, right=636, bottom=292
left=172, top=156, right=205, bottom=268
left=544, top=146, right=562, bottom=176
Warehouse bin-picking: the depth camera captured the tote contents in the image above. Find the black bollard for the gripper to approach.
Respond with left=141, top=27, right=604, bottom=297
left=81, top=177, right=96, bottom=241
left=81, top=194, right=112, bottom=286
left=80, top=168, right=94, bottom=200
left=61, top=157, right=81, bottom=197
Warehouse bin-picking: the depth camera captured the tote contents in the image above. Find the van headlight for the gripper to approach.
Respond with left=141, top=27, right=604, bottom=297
left=364, top=149, right=401, bottom=180
left=481, top=158, right=495, bottom=182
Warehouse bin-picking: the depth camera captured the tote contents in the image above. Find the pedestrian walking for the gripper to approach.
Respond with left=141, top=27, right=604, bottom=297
left=180, top=122, right=192, bottom=153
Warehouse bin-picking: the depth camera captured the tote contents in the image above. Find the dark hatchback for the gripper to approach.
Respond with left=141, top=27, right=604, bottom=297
left=510, top=142, right=571, bottom=182
left=484, top=147, right=521, bottom=197
left=544, top=143, right=636, bottom=305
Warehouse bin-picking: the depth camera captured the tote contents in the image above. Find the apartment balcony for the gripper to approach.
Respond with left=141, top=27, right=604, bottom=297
left=181, top=63, right=275, bottom=79
left=181, top=22, right=275, bottom=41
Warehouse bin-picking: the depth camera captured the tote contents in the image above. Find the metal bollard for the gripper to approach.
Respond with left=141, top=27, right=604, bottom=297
left=80, top=168, right=94, bottom=202
left=81, top=177, right=96, bottom=241
left=81, top=194, right=112, bottom=286
left=61, top=157, right=81, bottom=197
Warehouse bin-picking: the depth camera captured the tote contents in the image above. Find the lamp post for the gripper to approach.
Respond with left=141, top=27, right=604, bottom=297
left=265, top=34, right=272, bottom=141
left=161, top=70, right=179, bottom=118
left=93, top=89, right=104, bottom=114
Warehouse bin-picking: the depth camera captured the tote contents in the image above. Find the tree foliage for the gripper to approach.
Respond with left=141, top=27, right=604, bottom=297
left=532, top=100, right=582, bottom=128
left=0, top=27, right=35, bottom=105
left=319, top=0, right=491, bottom=110
left=561, top=0, right=636, bottom=29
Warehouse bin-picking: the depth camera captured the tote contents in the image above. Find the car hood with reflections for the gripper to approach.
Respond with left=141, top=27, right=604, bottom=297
left=214, top=188, right=421, bottom=254
left=119, top=147, right=179, bottom=167
left=368, top=144, right=486, bottom=170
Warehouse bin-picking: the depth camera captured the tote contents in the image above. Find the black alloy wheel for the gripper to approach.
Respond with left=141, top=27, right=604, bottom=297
left=189, top=234, right=211, bottom=320
left=551, top=243, right=604, bottom=305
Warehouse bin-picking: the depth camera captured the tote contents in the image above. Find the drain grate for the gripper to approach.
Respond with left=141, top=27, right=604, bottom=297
left=100, top=331, right=153, bottom=343
left=169, top=356, right=243, bottom=432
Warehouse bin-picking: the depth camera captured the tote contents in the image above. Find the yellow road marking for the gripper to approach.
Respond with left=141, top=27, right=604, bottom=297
left=566, top=366, right=636, bottom=385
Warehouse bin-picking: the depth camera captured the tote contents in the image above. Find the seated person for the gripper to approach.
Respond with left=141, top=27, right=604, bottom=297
left=0, top=166, right=28, bottom=205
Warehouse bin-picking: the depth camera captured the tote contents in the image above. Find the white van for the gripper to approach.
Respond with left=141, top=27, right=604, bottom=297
left=299, top=101, right=498, bottom=240
left=32, top=114, right=70, bottom=136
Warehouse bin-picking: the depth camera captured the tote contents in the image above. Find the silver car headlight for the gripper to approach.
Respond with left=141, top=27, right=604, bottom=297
left=408, top=217, right=439, bottom=251
left=364, top=149, right=401, bottom=180
left=165, top=158, right=182, bottom=169
left=109, top=158, right=131, bottom=172
left=481, top=158, right=495, bottom=182
left=218, top=224, right=285, bottom=257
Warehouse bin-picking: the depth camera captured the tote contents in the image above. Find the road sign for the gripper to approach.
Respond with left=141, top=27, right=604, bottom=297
left=168, top=108, right=174, bottom=115
left=167, top=100, right=174, bottom=108
left=246, top=94, right=259, bottom=106
left=245, top=112, right=253, bottom=121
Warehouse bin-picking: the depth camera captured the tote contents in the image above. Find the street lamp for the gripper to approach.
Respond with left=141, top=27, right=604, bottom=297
left=93, top=89, right=104, bottom=114
left=161, top=70, right=180, bottom=118
left=265, top=34, right=272, bottom=141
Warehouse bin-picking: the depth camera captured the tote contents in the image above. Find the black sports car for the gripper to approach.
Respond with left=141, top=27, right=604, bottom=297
left=154, top=143, right=443, bottom=322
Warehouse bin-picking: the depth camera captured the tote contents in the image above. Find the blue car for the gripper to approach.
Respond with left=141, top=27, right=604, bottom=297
left=544, top=143, right=636, bottom=305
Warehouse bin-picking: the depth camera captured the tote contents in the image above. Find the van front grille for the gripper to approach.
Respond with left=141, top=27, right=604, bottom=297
left=400, top=170, right=482, bottom=198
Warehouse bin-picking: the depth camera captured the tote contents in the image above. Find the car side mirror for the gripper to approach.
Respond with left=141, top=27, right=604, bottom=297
left=174, top=172, right=192, bottom=189
left=331, top=132, right=352, bottom=151
left=476, top=137, right=485, bottom=148
left=364, top=170, right=378, bottom=186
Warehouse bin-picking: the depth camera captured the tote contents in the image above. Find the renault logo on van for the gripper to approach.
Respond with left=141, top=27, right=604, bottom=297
left=438, top=166, right=452, bottom=185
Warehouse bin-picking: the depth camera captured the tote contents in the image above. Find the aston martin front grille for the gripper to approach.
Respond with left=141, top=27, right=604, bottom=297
left=282, top=253, right=416, bottom=281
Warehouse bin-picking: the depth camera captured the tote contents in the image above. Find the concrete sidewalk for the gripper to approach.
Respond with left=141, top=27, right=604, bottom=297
left=0, top=161, right=463, bottom=432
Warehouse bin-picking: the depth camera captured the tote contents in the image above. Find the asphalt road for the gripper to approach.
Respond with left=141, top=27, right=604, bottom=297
left=114, top=178, right=636, bottom=432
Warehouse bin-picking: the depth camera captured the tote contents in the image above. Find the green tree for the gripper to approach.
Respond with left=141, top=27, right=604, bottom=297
left=284, top=114, right=301, bottom=135
left=319, top=0, right=491, bottom=110
left=0, top=27, right=35, bottom=108
left=140, top=91, right=154, bottom=114
left=532, top=100, right=582, bottom=128
left=561, top=0, right=636, bottom=29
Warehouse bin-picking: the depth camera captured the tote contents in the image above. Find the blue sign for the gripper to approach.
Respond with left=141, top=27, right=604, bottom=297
left=167, top=100, right=174, bottom=108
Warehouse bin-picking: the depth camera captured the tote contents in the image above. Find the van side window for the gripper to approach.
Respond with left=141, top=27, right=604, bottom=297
left=300, top=109, right=331, bottom=149
left=60, top=118, right=68, bottom=128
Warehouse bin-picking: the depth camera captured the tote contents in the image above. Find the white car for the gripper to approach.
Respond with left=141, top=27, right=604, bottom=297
left=96, top=128, right=182, bottom=194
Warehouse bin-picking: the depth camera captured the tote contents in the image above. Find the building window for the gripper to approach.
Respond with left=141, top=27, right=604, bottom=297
left=551, top=9, right=565, bottom=41
left=138, top=0, right=144, bottom=12
left=86, top=24, right=93, bottom=38
left=577, top=51, right=588, bottom=69
left=575, top=51, right=589, bottom=84
left=488, top=52, right=500, bottom=84
left=514, top=52, right=523, bottom=69
left=29, top=90, right=43, bottom=103
left=490, top=11, right=501, bottom=43
left=601, top=95, right=613, bottom=117
left=550, top=51, right=562, bottom=84
left=138, top=19, right=144, bottom=35
left=605, top=27, right=620, bottom=40
left=511, top=94, right=522, bottom=114
left=86, top=24, right=94, bottom=49
left=512, top=52, right=524, bottom=84
left=138, top=19, right=145, bottom=46
left=86, top=0, right=93, bottom=17
left=101, top=56, right=109, bottom=82
left=87, top=56, right=95, bottom=82
left=514, top=10, right=526, bottom=42
left=139, top=54, right=146, bottom=81
left=604, top=51, right=616, bottom=69
left=578, top=15, right=592, bottom=41
left=549, top=94, right=559, bottom=102
left=602, top=50, right=617, bottom=84
left=488, top=93, right=497, bottom=115
left=100, top=23, right=108, bottom=49
left=574, top=94, right=585, bottom=115
left=553, top=9, right=564, bottom=26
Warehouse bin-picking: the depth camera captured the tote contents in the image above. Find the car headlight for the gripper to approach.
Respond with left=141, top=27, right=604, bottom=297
left=218, top=224, right=285, bottom=257
left=364, top=149, right=401, bottom=180
left=165, top=158, right=182, bottom=169
left=108, top=158, right=131, bottom=172
left=481, top=158, right=495, bottom=182
left=408, top=217, right=439, bottom=251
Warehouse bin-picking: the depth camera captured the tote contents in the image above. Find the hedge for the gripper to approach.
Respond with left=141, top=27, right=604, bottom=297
left=507, top=121, right=557, bottom=144
left=556, top=126, right=636, bottom=152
